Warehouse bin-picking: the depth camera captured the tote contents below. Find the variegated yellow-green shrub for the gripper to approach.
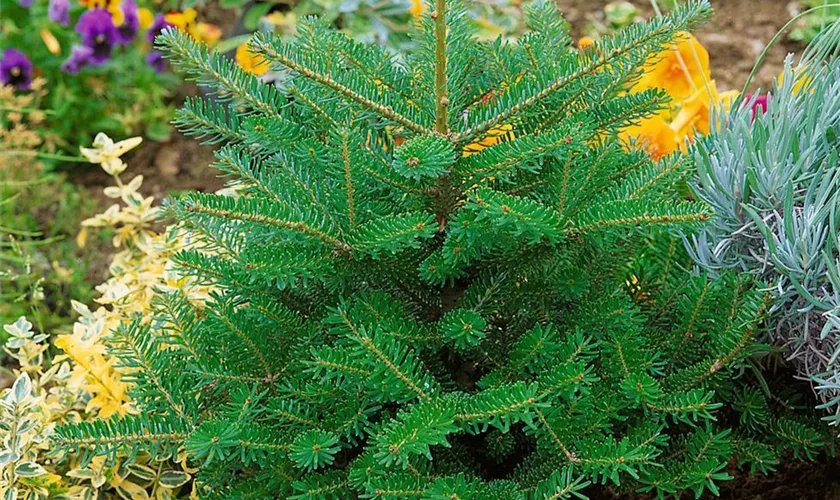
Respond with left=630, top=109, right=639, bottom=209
left=1, top=133, right=218, bottom=500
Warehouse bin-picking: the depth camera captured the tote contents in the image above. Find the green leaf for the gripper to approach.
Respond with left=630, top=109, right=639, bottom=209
left=14, top=462, right=47, bottom=478
left=243, top=3, right=273, bottom=31
left=220, top=0, right=246, bottom=10
left=158, top=470, right=192, bottom=488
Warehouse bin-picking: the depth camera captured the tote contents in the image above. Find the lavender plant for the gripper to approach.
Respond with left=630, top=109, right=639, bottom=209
left=684, top=27, right=840, bottom=424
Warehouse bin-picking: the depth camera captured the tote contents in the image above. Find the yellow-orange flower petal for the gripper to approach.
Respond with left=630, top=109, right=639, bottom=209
left=634, top=32, right=710, bottom=104
left=197, top=22, right=222, bottom=45
left=166, top=8, right=200, bottom=39
left=109, top=4, right=125, bottom=26
left=717, top=89, right=740, bottom=113
left=40, top=28, right=61, bottom=55
left=235, top=42, right=269, bottom=76
left=578, top=36, right=595, bottom=49
left=669, top=81, right=721, bottom=149
left=138, top=7, right=154, bottom=29
left=619, top=111, right=677, bottom=161
left=777, top=67, right=813, bottom=95
left=463, top=124, right=515, bottom=157
left=409, top=0, right=426, bottom=17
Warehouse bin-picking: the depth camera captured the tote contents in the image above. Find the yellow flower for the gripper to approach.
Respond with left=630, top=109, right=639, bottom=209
left=409, top=0, right=426, bottom=17
left=634, top=32, right=710, bottom=104
left=79, top=133, right=142, bottom=176
left=165, top=8, right=200, bottom=39
left=235, top=42, right=269, bottom=76
left=165, top=9, right=221, bottom=44
left=619, top=111, right=677, bottom=161
left=197, top=22, right=222, bottom=45
left=138, top=7, right=154, bottom=30
left=81, top=0, right=124, bottom=25
left=717, top=89, right=740, bottom=112
left=463, top=124, right=515, bottom=157
left=264, top=11, right=297, bottom=35
left=777, top=67, right=813, bottom=95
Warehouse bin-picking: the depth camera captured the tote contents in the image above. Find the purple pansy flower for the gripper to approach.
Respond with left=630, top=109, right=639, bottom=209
left=61, top=45, right=95, bottom=74
left=147, top=13, right=173, bottom=44
left=18, top=0, right=33, bottom=7
left=116, top=0, right=140, bottom=44
left=48, top=0, right=70, bottom=25
left=1, top=49, right=33, bottom=90
left=75, top=9, right=119, bottom=64
left=145, top=51, right=166, bottom=73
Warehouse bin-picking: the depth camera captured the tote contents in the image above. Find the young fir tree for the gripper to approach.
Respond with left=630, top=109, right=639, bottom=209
left=55, top=1, right=831, bottom=498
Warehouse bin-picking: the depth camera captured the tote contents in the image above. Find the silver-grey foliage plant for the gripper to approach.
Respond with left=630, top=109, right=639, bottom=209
left=684, top=30, right=840, bottom=424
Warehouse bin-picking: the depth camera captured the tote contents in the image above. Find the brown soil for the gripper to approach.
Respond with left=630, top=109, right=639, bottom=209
left=69, top=128, right=224, bottom=206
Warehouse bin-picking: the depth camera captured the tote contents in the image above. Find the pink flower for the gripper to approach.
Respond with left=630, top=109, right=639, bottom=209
left=746, top=93, right=769, bottom=121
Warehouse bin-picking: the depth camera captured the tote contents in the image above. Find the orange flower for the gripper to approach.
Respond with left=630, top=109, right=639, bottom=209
left=578, top=36, right=595, bottom=49
left=670, top=83, right=716, bottom=140
left=619, top=111, right=677, bottom=161
left=669, top=81, right=739, bottom=150
left=635, top=32, right=710, bottom=104
left=235, top=42, right=269, bottom=76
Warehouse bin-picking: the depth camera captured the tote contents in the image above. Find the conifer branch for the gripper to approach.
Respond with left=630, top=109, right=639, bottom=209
left=289, top=86, right=340, bottom=128
left=157, top=29, right=282, bottom=118
left=452, top=1, right=711, bottom=144
left=84, top=4, right=825, bottom=497
left=110, top=322, right=188, bottom=421
left=535, top=409, right=580, bottom=463
left=339, top=311, right=433, bottom=401
left=566, top=205, right=711, bottom=235
left=252, top=34, right=430, bottom=135
left=217, top=313, right=274, bottom=379
left=195, top=370, right=276, bottom=385
left=341, top=132, right=357, bottom=227
left=182, top=194, right=351, bottom=251
left=434, top=0, right=449, bottom=135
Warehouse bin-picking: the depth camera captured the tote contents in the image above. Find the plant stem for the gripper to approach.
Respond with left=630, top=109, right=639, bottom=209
left=740, top=3, right=840, bottom=97
left=0, top=150, right=89, bottom=163
left=434, top=0, right=448, bottom=135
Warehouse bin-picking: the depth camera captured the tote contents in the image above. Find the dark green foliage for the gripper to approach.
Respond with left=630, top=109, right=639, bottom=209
left=53, top=1, right=834, bottom=498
